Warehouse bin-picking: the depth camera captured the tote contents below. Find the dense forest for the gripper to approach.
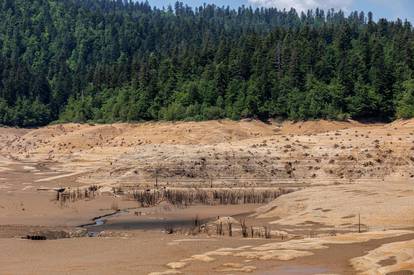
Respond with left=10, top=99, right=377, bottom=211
left=0, top=0, right=413, bottom=127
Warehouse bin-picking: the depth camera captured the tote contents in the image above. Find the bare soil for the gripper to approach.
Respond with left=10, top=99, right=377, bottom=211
left=1, top=119, right=414, bottom=274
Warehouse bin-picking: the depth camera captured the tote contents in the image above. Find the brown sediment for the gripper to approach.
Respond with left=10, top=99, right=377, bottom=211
left=1, top=119, right=414, bottom=274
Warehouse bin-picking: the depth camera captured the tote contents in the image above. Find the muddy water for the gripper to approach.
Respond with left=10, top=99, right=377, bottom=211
left=86, top=204, right=261, bottom=232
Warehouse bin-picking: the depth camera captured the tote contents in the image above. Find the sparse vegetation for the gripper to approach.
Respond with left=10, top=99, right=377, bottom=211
left=130, top=188, right=292, bottom=207
left=57, top=185, right=98, bottom=204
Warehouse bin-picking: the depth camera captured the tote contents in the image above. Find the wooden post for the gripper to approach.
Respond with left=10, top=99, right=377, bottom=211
left=155, top=169, right=158, bottom=189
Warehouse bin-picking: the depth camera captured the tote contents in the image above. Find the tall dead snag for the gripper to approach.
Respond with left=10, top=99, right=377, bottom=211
left=193, top=215, right=201, bottom=234
left=216, top=222, right=223, bottom=235
left=240, top=220, right=248, bottom=238
left=264, top=226, right=271, bottom=239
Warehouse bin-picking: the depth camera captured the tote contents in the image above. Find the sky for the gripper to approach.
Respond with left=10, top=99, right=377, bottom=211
left=147, top=0, right=414, bottom=23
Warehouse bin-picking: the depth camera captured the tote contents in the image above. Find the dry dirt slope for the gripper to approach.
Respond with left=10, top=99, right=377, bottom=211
left=1, top=119, right=413, bottom=188
left=3, top=118, right=413, bottom=228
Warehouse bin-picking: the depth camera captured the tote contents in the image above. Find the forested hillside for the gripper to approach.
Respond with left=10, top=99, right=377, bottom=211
left=0, top=0, right=413, bottom=126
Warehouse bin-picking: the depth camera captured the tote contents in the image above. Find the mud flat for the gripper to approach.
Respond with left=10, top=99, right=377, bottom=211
left=1, top=119, right=414, bottom=274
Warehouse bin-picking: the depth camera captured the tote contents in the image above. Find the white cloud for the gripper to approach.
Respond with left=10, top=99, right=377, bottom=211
left=248, top=0, right=354, bottom=12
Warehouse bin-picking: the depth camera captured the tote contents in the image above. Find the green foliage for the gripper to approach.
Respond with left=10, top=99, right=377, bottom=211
left=0, top=1, right=413, bottom=126
left=396, top=80, right=414, bottom=119
left=347, top=81, right=382, bottom=119
left=160, top=102, right=187, bottom=121
left=60, top=96, right=95, bottom=123
left=0, top=98, right=51, bottom=127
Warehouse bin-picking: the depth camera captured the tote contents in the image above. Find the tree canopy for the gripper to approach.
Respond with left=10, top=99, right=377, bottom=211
left=0, top=0, right=413, bottom=126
